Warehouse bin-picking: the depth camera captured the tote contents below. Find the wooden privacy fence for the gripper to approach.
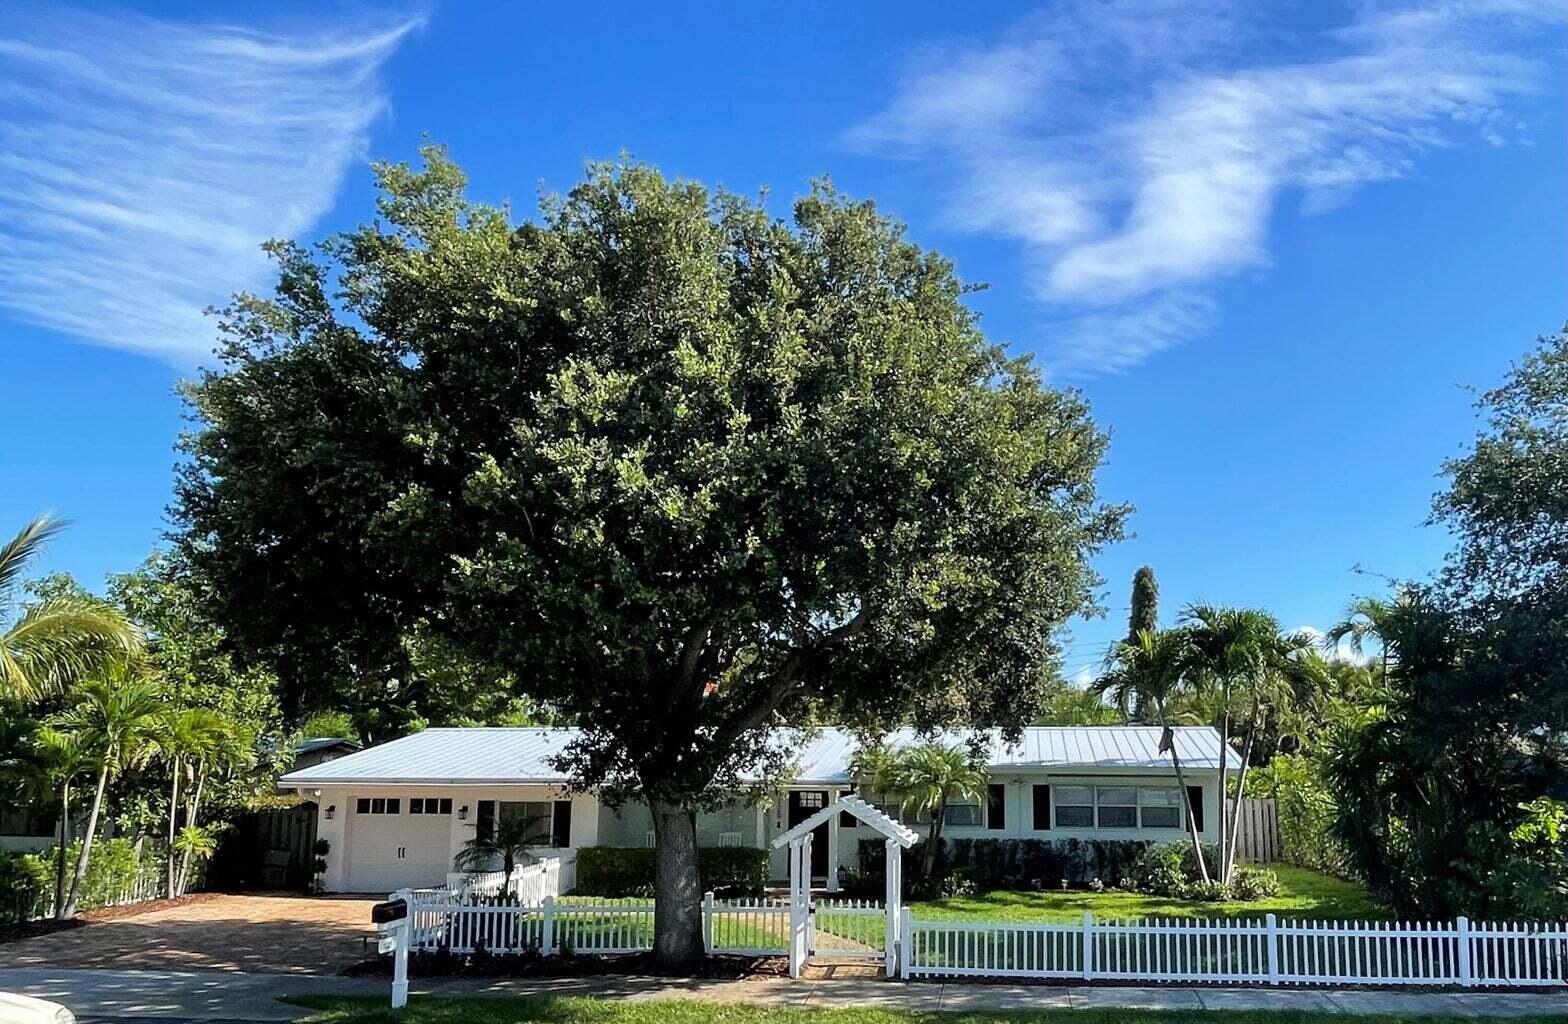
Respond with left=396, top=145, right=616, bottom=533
left=1233, top=797, right=1281, bottom=863
left=899, top=911, right=1568, bottom=988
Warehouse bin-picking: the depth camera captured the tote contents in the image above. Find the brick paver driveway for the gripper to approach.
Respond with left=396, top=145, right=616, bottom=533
left=4, top=893, right=379, bottom=975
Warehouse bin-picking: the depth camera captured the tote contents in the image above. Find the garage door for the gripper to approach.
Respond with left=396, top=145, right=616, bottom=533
left=346, top=796, right=453, bottom=893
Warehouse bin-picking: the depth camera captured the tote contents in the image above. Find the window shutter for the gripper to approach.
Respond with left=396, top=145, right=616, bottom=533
left=986, top=783, right=1007, bottom=830
left=1032, top=785, right=1051, bottom=830
left=477, top=800, right=496, bottom=842
left=1186, top=786, right=1205, bottom=833
left=551, top=800, right=573, bottom=848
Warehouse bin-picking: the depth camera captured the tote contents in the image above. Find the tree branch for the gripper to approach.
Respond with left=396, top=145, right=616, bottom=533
left=711, top=606, right=871, bottom=747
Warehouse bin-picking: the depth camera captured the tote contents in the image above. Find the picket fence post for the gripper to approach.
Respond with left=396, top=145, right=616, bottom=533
left=1457, top=916, right=1473, bottom=987
left=899, top=907, right=913, bottom=979
left=541, top=894, right=556, bottom=955
left=1082, top=911, right=1094, bottom=980
left=1265, top=913, right=1280, bottom=985
left=702, top=891, right=715, bottom=954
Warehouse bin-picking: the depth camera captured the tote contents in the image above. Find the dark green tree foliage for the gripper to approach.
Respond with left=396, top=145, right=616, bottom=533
left=1127, top=566, right=1158, bottom=640
left=1329, top=330, right=1568, bottom=919
left=174, top=150, right=1126, bottom=962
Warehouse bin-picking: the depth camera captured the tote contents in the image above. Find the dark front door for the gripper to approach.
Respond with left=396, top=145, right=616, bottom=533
left=787, top=790, right=830, bottom=877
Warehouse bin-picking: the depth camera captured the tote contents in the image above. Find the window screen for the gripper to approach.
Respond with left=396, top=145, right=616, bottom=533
left=1096, top=787, right=1136, bottom=828
left=1140, top=787, right=1182, bottom=829
left=1055, top=786, right=1094, bottom=828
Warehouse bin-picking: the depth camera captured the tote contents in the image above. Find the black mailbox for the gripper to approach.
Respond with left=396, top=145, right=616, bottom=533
left=372, top=898, right=408, bottom=925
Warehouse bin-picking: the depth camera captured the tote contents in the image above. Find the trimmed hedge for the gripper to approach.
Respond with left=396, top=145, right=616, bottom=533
left=856, top=836, right=1155, bottom=895
left=574, top=845, right=768, bottom=897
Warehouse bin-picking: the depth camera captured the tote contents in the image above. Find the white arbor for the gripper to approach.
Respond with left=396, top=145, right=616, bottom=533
left=771, top=794, right=919, bottom=977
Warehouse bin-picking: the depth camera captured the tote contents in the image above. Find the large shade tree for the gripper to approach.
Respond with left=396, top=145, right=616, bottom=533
left=174, top=150, right=1127, bottom=965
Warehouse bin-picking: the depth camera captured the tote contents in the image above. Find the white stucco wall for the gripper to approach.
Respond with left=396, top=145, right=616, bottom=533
left=309, top=772, right=1223, bottom=893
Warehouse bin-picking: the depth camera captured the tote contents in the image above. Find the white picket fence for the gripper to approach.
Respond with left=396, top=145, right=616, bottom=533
left=416, top=858, right=567, bottom=904
left=20, top=869, right=170, bottom=923
left=899, top=911, right=1568, bottom=988
left=405, top=892, right=795, bottom=957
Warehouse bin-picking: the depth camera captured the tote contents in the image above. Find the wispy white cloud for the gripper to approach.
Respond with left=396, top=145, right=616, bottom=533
left=852, top=0, right=1558, bottom=376
left=0, top=7, right=421, bottom=364
left=1293, top=624, right=1370, bottom=664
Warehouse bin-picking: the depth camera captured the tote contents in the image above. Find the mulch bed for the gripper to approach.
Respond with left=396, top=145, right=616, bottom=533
left=343, top=950, right=790, bottom=980
left=0, top=892, right=223, bottom=945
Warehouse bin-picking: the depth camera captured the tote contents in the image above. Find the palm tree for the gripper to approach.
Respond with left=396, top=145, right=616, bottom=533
left=868, top=743, right=987, bottom=879
left=52, top=660, right=165, bottom=918
left=28, top=728, right=93, bottom=915
left=1182, top=605, right=1319, bottom=883
left=1324, top=589, right=1438, bottom=681
left=174, top=718, right=252, bottom=896
left=172, top=823, right=223, bottom=889
left=454, top=810, right=548, bottom=887
left=0, top=516, right=140, bottom=702
left=1094, top=628, right=1211, bottom=882
left=155, top=707, right=238, bottom=896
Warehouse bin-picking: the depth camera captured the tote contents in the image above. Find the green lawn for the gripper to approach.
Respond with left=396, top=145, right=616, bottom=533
left=910, top=866, right=1387, bottom=923
left=285, top=995, right=1559, bottom=1024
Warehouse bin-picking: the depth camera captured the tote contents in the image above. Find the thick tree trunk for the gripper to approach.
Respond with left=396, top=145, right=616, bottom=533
left=649, top=798, right=703, bottom=969
left=62, top=764, right=109, bottom=920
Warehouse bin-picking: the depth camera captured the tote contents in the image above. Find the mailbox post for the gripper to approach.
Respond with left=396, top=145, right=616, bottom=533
left=372, top=890, right=413, bottom=1009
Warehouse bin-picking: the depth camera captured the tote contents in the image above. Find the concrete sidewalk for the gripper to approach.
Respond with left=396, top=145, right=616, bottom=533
left=2, top=969, right=1564, bottom=1021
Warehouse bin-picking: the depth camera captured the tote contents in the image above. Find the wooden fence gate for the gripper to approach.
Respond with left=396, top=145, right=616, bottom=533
left=1234, top=797, right=1281, bottom=863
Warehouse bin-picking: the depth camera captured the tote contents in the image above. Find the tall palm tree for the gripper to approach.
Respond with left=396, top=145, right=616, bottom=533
left=155, top=707, right=235, bottom=895
left=174, top=717, right=252, bottom=896
left=0, top=515, right=141, bottom=702
left=1182, top=605, right=1318, bottom=883
left=868, top=743, right=988, bottom=880
left=1094, top=628, right=1210, bottom=881
left=28, top=728, right=93, bottom=915
left=52, top=660, right=165, bottom=918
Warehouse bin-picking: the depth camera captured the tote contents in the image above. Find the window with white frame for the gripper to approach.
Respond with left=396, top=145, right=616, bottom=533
left=1096, top=786, right=1137, bottom=828
left=1054, top=786, right=1095, bottom=828
left=1139, top=787, right=1182, bottom=829
left=942, top=796, right=982, bottom=827
left=1052, top=785, right=1182, bottom=829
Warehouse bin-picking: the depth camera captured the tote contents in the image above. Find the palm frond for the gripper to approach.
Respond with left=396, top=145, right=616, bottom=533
left=0, top=514, right=69, bottom=608
left=1, top=596, right=142, bottom=701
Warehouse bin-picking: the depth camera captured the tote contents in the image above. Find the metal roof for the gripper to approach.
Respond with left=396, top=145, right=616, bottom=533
left=279, top=724, right=1232, bottom=787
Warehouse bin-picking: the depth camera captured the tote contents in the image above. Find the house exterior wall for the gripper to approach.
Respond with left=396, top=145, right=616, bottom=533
left=308, top=771, right=1221, bottom=894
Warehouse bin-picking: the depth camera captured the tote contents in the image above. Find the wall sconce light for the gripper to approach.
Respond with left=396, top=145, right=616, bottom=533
left=311, top=788, right=323, bottom=799
left=325, top=805, right=335, bottom=821
left=458, top=805, right=469, bottom=821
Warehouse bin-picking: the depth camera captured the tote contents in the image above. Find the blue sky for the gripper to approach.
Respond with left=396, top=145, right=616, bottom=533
left=1, top=1, right=1562, bottom=683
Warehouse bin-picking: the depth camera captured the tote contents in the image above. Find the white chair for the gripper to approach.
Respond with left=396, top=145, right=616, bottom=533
left=717, top=831, right=743, bottom=847
left=644, top=830, right=657, bottom=848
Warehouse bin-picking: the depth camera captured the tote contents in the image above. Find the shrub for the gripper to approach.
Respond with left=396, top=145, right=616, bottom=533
left=0, top=838, right=165, bottom=923
left=1231, top=865, right=1281, bottom=901
left=0, top=850, right=51, bottom=924
left=573, top=845, right=768, bottom=898
left=859, top=837, right=1156, bottom=896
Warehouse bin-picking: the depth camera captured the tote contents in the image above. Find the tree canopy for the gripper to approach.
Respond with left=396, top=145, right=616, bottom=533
left=174, top=149, right=1127, bottom=962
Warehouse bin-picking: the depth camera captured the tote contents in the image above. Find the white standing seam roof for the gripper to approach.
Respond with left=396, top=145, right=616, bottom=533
left=279, top=725, right=1235, bottom=788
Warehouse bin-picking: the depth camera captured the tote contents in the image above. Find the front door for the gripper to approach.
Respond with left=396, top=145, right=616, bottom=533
left=787, top=790, right=830, bottom=878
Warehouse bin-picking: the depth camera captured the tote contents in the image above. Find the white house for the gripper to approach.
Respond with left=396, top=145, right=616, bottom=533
left=277, top=725, right=1236, bottom=894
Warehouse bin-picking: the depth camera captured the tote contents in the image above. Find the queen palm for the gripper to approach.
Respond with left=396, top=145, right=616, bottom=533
left=1095, top=628, right=1210, bottom=881
left=52, top=660, right=165, bottom=918
left=1, top=516, right=140, bottom=702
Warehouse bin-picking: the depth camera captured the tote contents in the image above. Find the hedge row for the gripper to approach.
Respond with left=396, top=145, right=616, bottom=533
left=574, top=845, right=768, bottom=897
left=856, top=836, right=1155, bottom=893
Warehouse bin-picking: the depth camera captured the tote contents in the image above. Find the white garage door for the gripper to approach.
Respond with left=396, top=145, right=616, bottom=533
left=346, top=796, right=453, bottom=893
